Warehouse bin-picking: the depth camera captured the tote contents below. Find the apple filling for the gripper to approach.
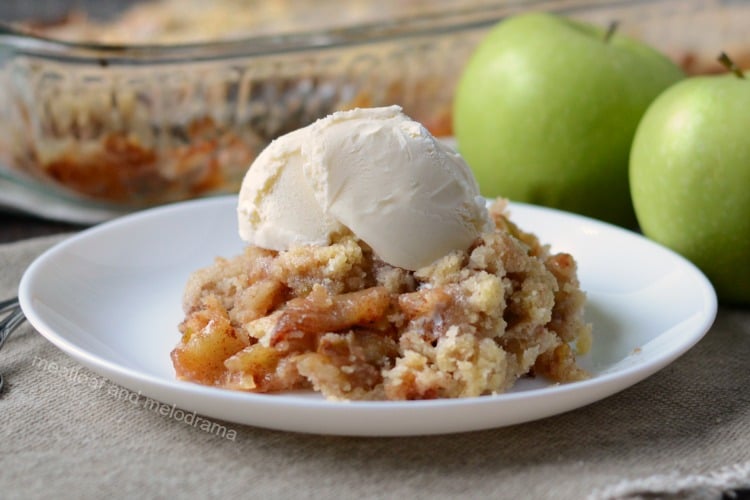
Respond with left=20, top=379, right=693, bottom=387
left=172, top=198, right=592, bottom=400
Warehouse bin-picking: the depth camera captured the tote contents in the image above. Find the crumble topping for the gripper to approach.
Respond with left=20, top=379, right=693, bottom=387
left=172, top=198, right=592, bottom=400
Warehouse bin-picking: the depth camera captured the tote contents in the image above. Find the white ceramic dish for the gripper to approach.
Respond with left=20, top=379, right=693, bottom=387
left=18, top=196, right=717, bottom=436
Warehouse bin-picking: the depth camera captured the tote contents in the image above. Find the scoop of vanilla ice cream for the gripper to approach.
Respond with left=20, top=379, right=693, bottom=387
left=237, top=105, right=491, bottom=270
left=302, top=106, right=490, bottom=270
left=237, top=127, right=345, bottom=249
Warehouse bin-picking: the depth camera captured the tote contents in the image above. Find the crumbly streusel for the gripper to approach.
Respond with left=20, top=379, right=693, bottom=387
left=172, top=198, right=591, bottom=400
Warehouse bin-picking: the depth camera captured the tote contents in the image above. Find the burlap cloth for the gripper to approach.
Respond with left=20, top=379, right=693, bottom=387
left=2, top=235, right=749, bottom=499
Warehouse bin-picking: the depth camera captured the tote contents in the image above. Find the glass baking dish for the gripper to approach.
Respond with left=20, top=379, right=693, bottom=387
left=0, top=0, right=747, bottom=210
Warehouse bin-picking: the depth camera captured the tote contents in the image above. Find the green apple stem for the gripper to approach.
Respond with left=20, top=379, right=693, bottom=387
left=718, top=52, right=745, bottom=79
left=604, top=21, right=619, bottom=43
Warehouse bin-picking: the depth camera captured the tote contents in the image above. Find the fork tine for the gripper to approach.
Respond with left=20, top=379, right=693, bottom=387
left=0, top=299, right=25, bottom=394
left=0, top=297, right=20, bottom=315
left=0, top=307, right=26, bottom=351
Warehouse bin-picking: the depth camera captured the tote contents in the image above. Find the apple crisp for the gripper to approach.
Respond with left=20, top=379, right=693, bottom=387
left=3, top=1, right=458, bottom=207
left=172, top=198, right=591, bottom=400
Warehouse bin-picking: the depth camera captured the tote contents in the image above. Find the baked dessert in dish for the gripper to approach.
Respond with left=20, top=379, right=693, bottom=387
left=4, top=0, right=743, bottom=209
left=171, top=106, right=592, bottom=400
left=1, top=0, right=466, bottom=207
left=15, top=0, right=475, bottom=45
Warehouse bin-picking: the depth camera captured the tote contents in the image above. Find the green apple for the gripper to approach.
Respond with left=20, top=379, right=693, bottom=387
left=630, top=64, right=750, bottom=305
left=453, top=12, right=684, bottom=227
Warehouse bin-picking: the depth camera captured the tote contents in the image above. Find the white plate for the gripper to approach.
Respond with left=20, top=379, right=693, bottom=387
left=19, top=196, right=717, bottom=436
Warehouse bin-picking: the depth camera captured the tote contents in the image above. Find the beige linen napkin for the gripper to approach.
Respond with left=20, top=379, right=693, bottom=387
left=1, top=235, right=749, bottom=499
